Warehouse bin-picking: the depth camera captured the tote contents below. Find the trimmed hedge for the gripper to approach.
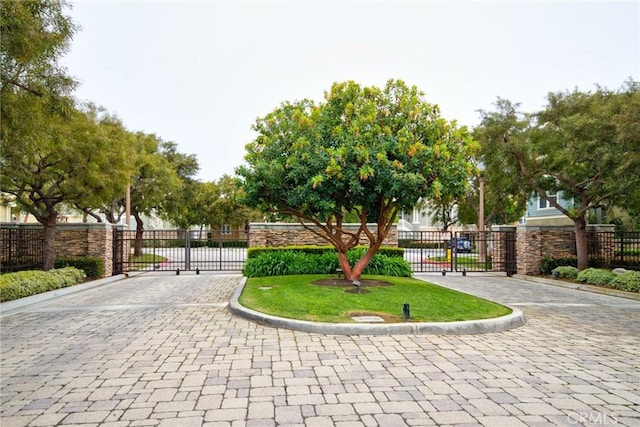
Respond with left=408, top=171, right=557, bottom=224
left=576, top=268, right=616, bottom=286
left=608, top=271, right=640, bottom=293
left=551, top=266, right=579, bottom=279
left=243, top=247, right=412, bottom=278
left=0, top=267, right=85, bottom=302
left=247, top=245, right=404, bottom=259
left=540, top=256, right=577, bottom=275
left=54, top=256, right=104, bottom=279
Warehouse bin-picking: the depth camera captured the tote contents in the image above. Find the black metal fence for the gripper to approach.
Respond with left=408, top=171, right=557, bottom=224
left=113, top=229, right=249, bottom=274
left=0, top=227, right=44, bottom=273
left=588, top=231, right=640, bottom=270
left=2, top=224, right=636, bottom=276
left=399, top=230, right=517, bottom=275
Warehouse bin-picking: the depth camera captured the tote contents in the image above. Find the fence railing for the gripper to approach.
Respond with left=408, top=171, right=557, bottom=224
left=113, top=229, right=249, bottom=274
left=588, top=231, right=640, bottom=270
left=0, top=227, right=44, bottom=273
left=398, top=230, right=517, bottom=275
left=2, top=224, right=638, bottom=275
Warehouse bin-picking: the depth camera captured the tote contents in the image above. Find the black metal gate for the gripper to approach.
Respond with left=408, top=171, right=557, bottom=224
left=399, top=230, right=516, bottom=275
left=113, top=229, right=248, bottom=274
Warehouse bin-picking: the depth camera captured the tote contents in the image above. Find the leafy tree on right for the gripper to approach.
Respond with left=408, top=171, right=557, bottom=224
left=475, top=80, right=640, bottom=270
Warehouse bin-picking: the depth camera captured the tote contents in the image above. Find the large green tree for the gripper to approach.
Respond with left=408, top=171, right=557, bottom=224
left=238, top=80, right=473, bottom=281
left=161, top=175, right=260, bottom=235
left=1, top=0, right=76, bottom=98
left=1, top=103, right=134, bottom=269
left=208, top=175, right=261, bottom=231
left=127, top=135, right=191, bottom=256
left=72, top=107, right=138, bottom=223
left=1, top=0, right=76, bottom=270
left=464, top=112, right=531, bottom=229
left=478, top=82, right=640, bottom=269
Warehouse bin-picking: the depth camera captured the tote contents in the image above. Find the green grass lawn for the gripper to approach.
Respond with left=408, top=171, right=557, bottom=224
left=239, top=274, right=511, bottom=323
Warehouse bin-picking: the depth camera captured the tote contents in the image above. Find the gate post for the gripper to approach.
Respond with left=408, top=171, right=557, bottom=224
left=491, top=225, right=517, bottom=275
left=185, top=230, right=191, bottom=271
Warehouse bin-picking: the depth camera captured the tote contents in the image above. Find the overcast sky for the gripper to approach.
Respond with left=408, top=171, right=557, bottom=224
left=64, top=0, right=640, bottom=182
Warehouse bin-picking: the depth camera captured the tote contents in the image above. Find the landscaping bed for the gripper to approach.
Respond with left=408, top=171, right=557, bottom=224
left=0, top=267, right=86, bottom=302
left=548, top=266, right=640, bottom=293
left=239, top=274, right=512, bottom=323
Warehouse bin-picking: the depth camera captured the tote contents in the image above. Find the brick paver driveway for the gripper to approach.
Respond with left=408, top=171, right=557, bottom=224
left=1, top=272, right=639, bottom=426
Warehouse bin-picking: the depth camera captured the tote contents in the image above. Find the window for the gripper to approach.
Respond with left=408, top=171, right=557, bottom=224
left=221, top=224, right=231, bottom=235
left=538, top=193, right=558, bottom=209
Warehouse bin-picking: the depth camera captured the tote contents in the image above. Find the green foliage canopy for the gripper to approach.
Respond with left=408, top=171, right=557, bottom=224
left=238, top=79, right=473, bottom=280
left=476, top=81, right=640, bottom=269
left=0, top=0, right=76, bottom=98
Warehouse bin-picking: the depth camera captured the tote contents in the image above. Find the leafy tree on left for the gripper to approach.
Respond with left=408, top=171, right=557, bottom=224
left=1, top=100, right=136, bottom=269
left=0, top=1, right=135, bottom=269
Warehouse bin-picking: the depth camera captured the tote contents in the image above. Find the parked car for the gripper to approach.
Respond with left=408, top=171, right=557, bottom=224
left=447, top=238, right=473, bottom=253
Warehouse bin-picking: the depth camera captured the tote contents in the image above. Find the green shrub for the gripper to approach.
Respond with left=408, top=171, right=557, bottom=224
left=247, top=246, right=329, bottom=258
left=0, top=267, right=85, bottom=302
left=243, top=249, right=411, bottom=278
left=608, top=271, right=640, bottom=293
left=576, top=268, right=616, bottom=286
left=588, top=257, right=609, bottom=268
left=540, top=256, right=577, bottom=275
left=358, top=255, right=413, bottom=277
left=551, top=266, right=579, bottom=279
left=54, top=256, right=104, bottom=279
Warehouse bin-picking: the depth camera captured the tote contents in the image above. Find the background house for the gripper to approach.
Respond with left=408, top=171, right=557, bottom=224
left=398, top=201, right=472, bottom=232
left=522, top=192, right=573, bottom=226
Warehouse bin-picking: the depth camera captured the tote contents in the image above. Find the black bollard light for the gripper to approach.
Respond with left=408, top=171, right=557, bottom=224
left=402, top=303, right=410, bottom=320
left=462, top=269, right=467, bottom=277
left=442, top=269, right=446, bottom=276
left=176, top=269, right=180, bottom=275
left=196, top=268, right=200, bottom=275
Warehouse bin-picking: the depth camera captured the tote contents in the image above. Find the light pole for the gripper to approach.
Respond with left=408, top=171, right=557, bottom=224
left=126, top=184, right=131, bottom=230
left=478, top=173, right=486, bottom=264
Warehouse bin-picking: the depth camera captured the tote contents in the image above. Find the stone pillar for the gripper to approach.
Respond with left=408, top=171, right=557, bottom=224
left=516, top=225, right=576, bottom=275
left=55, top=223, right=122, bottom=277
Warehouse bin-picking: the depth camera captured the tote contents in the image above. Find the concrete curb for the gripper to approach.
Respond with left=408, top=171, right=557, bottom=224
left=513, top=274, right=640, bottom=301
left=0, top=272, right=143, bottom=316
left=229, top=277, right=526, bottom=335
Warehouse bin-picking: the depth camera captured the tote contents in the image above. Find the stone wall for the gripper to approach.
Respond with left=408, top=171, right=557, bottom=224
left=55, top=223, right=121, bottom=277
left=1, top=222, right=122, bottom=277
left=248, top=222, right=398, bottom=248
left=515, top=224, right=615, bottom=275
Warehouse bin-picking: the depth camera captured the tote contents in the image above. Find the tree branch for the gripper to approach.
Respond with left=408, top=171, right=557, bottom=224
left=2, top=77, right=44, bottom=97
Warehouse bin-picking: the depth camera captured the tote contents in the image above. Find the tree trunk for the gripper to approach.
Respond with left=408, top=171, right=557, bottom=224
left=351, top=246, right=377, bottom=280
left=574, top=216, right=589, bottom=270
left=336, top=240, right=384, bottom=282
left=133, top=211, right=144, bottom=257
left=42, top=216, right=58, bottom=271
left=337, top=251, right=355, bottom=281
